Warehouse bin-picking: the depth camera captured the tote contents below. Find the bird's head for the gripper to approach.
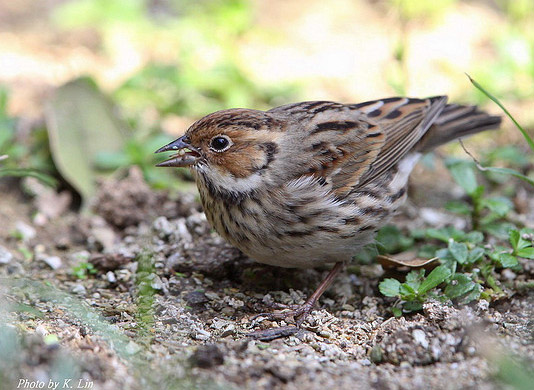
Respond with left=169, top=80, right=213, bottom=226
left=156, top=109, right=285, bottom=193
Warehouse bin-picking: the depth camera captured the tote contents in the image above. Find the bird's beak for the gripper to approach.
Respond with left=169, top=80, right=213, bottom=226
left=155, top=136, right=201, bottom=167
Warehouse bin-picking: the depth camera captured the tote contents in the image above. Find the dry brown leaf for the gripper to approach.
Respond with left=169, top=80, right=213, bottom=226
left=377, top=251, right=439, bottom=270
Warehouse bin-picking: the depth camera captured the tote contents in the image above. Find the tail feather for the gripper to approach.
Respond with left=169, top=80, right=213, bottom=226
left=416, top=104, right=502, bottom=152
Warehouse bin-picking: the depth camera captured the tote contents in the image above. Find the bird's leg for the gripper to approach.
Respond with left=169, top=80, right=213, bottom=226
left=252, top=262, right=343, bottom=326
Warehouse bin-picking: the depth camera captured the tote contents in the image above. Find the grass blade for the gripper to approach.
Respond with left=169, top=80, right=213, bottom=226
left=467, top=74, right=534, bottom=152
left=0, top=168, right=58, bottom=188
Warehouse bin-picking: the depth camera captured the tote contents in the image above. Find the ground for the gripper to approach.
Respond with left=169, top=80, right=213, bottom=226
left=1, top=165, right=533, bottom=390
left=1, top=1, right=533, bottom=389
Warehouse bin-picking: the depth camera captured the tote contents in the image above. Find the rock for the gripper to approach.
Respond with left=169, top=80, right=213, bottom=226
left=90, top=253, right=131, bottom=271
left=23, top=177, right=71, bottom=223
left=106, top=271, right=117, bottom=283
left=89, top=219, right=117, bottom=252
left=0, top=245, right=13, bottom=264
left=190, top=344, right=224, bottom=368
left=175, top=218, right=193, bottom=243
left=153, top=216, right=174, bottom=238
left=191, top=328, right=211, bottom=341
left=41, top=255, right=62, bottom=270
left=15, top=221, right=36, bottom=241
left=412, top=329, right=429, bottom=349
left=186, top=291, right=209, bottom=306
left=93, top=166, right=157, bottom=228
left=71, top=284, right=86, bottom=295
left=165, top=252, right=183, bottom=270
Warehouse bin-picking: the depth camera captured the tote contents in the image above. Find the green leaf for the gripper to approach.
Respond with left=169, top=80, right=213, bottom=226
left=465, top=231, right=484, bottom=244
left=399, top=283, right=417, bottom=300
left=449, top=241, right=468, bottom=264
left=402, top=301, right=423, bottom=313
left=418, top=265, right=452, bottom=295
left=93, top=151, right=130, bottom=170
left=459, top=284, right=482, bottom=304
left=444, top=274, right=476, bottom=299
left=445, top=200, right=472, bottom=215
left=476, top=166, right=534, bottom=187
left=46, top=77, right=128, bottom=206
left=0, top=168, right=57, bottom=188
left=436, top=248, right=453, bottom=261
left=418, top=244, right=440, bottom=258
left=379, top=278, right=401, bottom=297
left=484, top=222, right=516, bottom=239
left=467, top=247, right=485, bottom=264
left=517, top=247, right=534, bottom=259
left=376, top=225, right=414, bottom=254
left=481, top=197, right=513, bottom=217
left=446, top=160, right=478, bottom=195
left=391, top=307, right=402, bottom=317
left=467, top=74, right=534, bottom=153
left=426, top=226, right=466, bottom=243
left=498, top=253, right=519, bottom=268
left=509, top=229, right=521, bottom=250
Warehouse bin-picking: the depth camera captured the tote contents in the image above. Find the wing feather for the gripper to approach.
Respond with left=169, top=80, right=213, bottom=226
left=270, top=97, right=448, bottom=197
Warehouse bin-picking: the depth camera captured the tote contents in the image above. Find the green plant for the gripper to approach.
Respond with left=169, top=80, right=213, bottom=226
left=379, top=81, right=534, bottom=314
left=71, top=262, right=97, bottom=280
left=379, top=155, right=533, bottom=314
left=0, top=87, right=57, bottom=187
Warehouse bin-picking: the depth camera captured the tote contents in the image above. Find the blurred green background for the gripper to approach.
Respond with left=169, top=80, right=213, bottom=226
left=0, top=0, right=533, bottom=198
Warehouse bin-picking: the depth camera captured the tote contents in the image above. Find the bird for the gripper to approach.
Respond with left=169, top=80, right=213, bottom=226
left=155, top=96, right=501, bottom=325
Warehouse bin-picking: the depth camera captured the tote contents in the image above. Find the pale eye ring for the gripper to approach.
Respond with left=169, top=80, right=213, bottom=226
left=209, top=135, right=232, bottom=152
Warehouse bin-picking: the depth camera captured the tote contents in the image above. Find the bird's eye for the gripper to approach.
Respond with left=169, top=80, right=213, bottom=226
left=210, top=135, right=232, bottom=152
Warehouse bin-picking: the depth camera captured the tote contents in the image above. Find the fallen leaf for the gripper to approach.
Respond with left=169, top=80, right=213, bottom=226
left=377, top=251, right=439, bottom=269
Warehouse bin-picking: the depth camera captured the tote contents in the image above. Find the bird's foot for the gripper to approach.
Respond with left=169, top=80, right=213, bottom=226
left=251, top=298, right=318, bottom=327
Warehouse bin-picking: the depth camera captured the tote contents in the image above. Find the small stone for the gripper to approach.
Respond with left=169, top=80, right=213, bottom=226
left=35, top=325, right=47, bottom=336
left=106, top=271, right=117, bottom=283
left=466, top=346, right=476, bottom=356
left=41, top=255, right=62, bottom=270
left=71, top=284, right=86, bottom=295
left=0, top=245, right=13, bottom=264
left=412, top=329, right=429, bottom=349
left=124, top=341, right=142, bottom=355
left=153, top=216, right=174, bottom=237
left=191, top=328, right=212, bottom=340
left=220, top=325, right=236, bottom=337
left=501, top=269, right=516, bottom=281
left=186, top=291, right=209, bottom=306
left=166, top=252, right=183, bottom=270
left=90, top=223, right=117, bottom=251
left=15, top=221, right=36, bottom=241
left=190, top=344, right=224, bottom=368
left=150, top=275, right=164, bottom=290
left=175, top=218, right=193, bottom=243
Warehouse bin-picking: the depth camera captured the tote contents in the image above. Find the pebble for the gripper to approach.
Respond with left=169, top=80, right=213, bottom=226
left=190, top=344, right=224, bottom=368
left=71, top=284, right=87, bottom=295
left=153, top=216, right=174, bottom=237
left=90, top=224, right=116, bottom=251
left=150, top=275, right=164, bottom=290
left=191, top=328, right=212, bottom=340
left=41, top=255, right=62, bottom=270
left=166, top=252, right=183, bottom=269
left=15, top=221, right=36, bottom=241
left=412, top=329, right=429, bottom=349
left=501, top=269, right=516, bottom=281
left=106, top=271, right=117, bottom=283
left=35, top=325, right=48, bottom=336
left=175, top=218, right=193, bottom=243
left=0, top=245, right=13, bottom=264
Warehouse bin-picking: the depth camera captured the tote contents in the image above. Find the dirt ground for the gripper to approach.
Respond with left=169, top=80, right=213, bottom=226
left=1, top=165, right=533, bottom=390
left=1, top=1, right=534, bottom=389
